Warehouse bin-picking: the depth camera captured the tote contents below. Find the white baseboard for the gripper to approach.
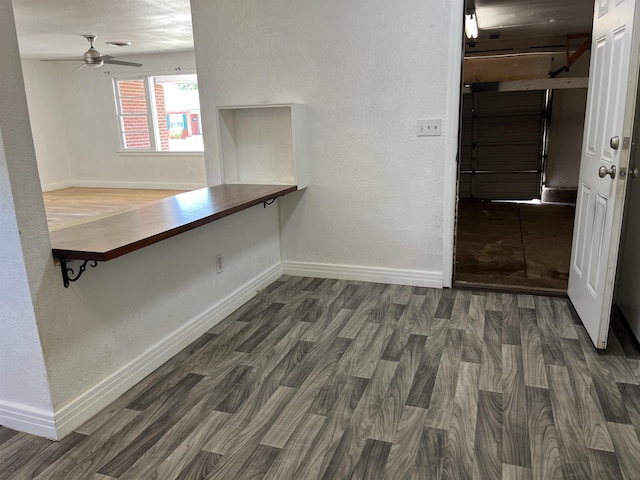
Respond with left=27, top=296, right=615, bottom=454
left=0, top=401, right=57, bottom=439
left=282, top=261, right=443, bottom=288
left=71, top=180, right=206, bottom=190
left=41, top=181, right=74, bottom=192
left=8, top=260, right=439, bottom=440
left=53, top=262, right=283, bottom=439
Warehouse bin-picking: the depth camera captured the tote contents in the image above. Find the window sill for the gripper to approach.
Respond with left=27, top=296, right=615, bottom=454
left=117, top=151, right=205, bottom=157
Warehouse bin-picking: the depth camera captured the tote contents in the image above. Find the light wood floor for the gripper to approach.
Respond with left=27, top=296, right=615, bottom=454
left=42, top=187, right=186, bottom=230
left=2, top=276, right=640, bottom=479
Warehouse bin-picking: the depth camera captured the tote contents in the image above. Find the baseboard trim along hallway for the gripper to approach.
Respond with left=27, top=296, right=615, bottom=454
left=0, top=401, right=57, bottom=440
left=282, top=261, right=443, bottom=288
left=51, top=263, right=283, bottom=439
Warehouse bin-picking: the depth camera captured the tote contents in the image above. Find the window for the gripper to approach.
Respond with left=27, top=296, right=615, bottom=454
left=113, top=73, right=203, bottom=152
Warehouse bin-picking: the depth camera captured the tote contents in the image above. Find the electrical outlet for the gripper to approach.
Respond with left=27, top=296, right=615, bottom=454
left=216, top=255, right=224, bottom=274
left=416, top=118, right=442, bottom=137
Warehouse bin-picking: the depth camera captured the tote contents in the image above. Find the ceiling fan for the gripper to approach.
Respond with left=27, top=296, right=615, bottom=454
left=44, top=35, right=143, bottom=70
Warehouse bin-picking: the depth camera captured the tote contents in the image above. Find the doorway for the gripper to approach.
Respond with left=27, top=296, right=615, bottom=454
left=454, top=0, right=594, bottom=294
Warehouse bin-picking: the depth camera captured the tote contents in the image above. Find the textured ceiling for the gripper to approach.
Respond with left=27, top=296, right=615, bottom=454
left=12, top=0, right=595, bottom=60
left=12, top=0, right=194, bottom=59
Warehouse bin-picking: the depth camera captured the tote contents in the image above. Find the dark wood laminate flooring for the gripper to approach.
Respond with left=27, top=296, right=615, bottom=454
left=2, top=276, right=640, bottom=479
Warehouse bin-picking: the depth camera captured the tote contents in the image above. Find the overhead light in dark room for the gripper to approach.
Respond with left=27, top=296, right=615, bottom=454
left=465, top=12, right=479, bottom=39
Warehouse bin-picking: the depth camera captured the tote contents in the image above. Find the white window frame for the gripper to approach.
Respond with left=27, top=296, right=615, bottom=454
left=112, top=72, right=202, bottom=154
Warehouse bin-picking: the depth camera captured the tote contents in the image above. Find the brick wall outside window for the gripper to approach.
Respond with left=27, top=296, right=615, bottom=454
left=154, top=84, right=170, bottom=151
left=114, top=74, right=201, bottom=152
left=118, top=79, right=151, bottom=149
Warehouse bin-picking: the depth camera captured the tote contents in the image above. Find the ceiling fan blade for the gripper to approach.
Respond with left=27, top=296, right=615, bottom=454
left=41, top=58, right=83, bottom=62
left=103, top=59, right=143, bottom=67
left=72, top=63, right=87, bottom=72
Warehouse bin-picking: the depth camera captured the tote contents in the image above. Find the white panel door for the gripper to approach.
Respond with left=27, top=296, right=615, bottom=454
left=568, top=0, right=640, bottom=348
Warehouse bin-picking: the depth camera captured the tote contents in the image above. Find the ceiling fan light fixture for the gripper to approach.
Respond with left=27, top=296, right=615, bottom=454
left=465, top=12, right=479, bottom=39
left=105, top=41, right=132, bottom=47
left=42, top=34, right=142, bottom=70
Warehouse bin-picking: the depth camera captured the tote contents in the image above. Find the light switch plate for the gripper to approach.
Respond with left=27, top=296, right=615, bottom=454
left=417, top=118, right=442, bottom=137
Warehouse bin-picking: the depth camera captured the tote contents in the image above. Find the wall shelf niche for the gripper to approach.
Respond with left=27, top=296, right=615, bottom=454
left=217, top=104, right=308, bottom=188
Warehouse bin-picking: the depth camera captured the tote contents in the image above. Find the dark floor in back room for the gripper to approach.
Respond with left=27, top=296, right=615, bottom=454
left=455, top=199, right=576, bottom=294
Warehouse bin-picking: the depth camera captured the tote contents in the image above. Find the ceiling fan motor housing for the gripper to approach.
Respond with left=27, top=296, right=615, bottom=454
left=83, top=48, right=104, bottom=67
left=83, top=35, right=104, bottom=67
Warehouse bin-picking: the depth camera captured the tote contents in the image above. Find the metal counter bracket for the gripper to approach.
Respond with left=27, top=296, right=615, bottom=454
left=60, top=258, right=98, bottom=288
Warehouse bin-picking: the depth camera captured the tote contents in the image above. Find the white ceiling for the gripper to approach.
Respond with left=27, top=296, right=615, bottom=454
left=12, top=0, right=194, bottom=60
left=12, top=0, right=595, bottom=60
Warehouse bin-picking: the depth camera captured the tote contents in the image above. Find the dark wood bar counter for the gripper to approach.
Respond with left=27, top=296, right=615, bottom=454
left=50, top=184, right=297, bottom=262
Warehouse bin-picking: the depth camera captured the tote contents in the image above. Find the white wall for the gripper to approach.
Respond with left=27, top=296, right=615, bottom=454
left=35, top=204, right=282, bottom=437
left=616, top=171, right=640, bottom=341
left=21, top=52, right=207, bottom=191
left=21, top=61, right=73, bottom=191
left=0, top=0, right=55, bottom=436
left=614, top=88, right=640, bottom=342
left=2, top=0, right=465, bottom=439
left=1, top=0, right=283, bottom=438
left=546, top=88, right=588, bottom=189
left=544, top=52, right=589, bottom=190
left=191, top=0, right=464, bottom=287
left=0, top=136, right=55, bottom=437
left=0, top=133, right=55, bottom=436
